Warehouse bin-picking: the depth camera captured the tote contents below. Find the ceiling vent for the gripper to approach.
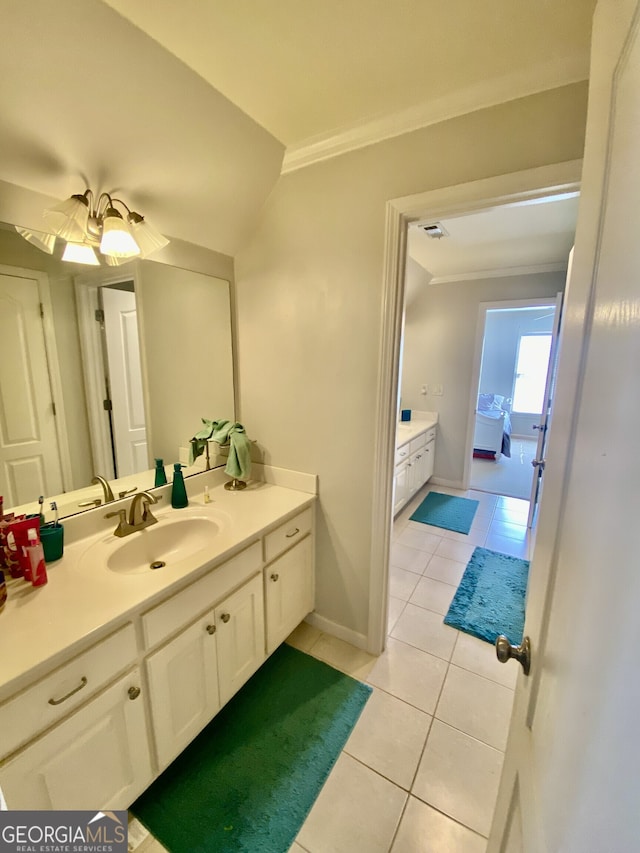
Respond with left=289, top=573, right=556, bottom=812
left=419, top=222, right=449, bottom=239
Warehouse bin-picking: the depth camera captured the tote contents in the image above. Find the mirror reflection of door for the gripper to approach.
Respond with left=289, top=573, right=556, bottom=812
left=100, top=284, right=148, bottom=478
left=0, top=268, right=64, bottom=504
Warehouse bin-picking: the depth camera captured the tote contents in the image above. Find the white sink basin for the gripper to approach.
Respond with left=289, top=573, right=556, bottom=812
left=80, top=510, right=228, bottom=575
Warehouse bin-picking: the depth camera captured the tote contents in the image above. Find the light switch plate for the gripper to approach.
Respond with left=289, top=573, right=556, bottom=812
left=431, top=384, right=443, bottom=396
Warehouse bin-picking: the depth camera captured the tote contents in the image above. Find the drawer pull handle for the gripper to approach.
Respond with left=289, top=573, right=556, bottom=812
left=270, top=573, right=279, bottom=582
left=286, top=527, right=300, bottom=538
left=128, top=686, right=141, bottom=700
left=220, top=613, right=231, bottom=623
left=206, top=623, right=216, bottom=635
left=48, top=676, right=88, bottom=706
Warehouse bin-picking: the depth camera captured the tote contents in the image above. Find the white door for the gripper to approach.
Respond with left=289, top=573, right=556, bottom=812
left=101, top=287, right=148, bottom=477
left=265, top=537, right=314, bottom=654
left=0, top=270, right=63, bottom=505
left=489, top=2, right=640, bottom=850
left=526, top=288, right=565, bottom=529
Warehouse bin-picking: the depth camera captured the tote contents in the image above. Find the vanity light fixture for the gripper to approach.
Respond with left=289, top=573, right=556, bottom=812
left=19, top=188, right=170, bottom=266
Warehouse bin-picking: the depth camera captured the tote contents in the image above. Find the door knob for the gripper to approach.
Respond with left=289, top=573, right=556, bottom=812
left=531, top=459, right=545, bottom=470
left=496, top=635, right=531, bottom=676
left=532, top=424, right=546, bottom=431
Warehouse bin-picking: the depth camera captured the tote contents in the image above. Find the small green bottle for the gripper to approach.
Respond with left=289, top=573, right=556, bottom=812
left=154, top=458, right=167, bottom=487
left=171, top=463, right=188, bottom=508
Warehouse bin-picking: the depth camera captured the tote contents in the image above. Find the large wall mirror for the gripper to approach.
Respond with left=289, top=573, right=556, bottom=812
left=0, top=222, right=235, bottom=521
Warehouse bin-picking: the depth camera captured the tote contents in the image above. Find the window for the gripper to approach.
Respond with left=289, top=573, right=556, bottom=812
left=512, top=334, right=552, bottom=413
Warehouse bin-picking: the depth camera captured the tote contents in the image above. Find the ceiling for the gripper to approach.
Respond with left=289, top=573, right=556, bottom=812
left=407, top=194, right=580, bottom=282
left=0, top=1, right=594, bottom=255
left=103, top=0, right=595, bottom=151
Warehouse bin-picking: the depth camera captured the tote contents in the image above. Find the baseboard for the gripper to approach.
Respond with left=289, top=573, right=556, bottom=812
left=304, top=612, right=368, bottom=652
left=430, top=477, right=465, bottom=490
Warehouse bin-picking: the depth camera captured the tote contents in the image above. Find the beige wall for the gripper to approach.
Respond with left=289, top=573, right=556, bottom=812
left=401, top=271, right=566, bottom=485
left=235, top=83, right=588, bottom=640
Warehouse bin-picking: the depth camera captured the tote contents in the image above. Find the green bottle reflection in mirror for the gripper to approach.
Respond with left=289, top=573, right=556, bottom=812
left=171, top=463, right=188, bottom=509
left=154, top=459, right=168, bottom=488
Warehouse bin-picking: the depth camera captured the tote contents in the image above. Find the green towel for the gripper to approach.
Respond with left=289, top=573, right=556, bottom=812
left=189, top=419, right=252, bottom=480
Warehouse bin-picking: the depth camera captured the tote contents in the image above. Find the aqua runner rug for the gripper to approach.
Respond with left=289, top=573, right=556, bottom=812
left=131, top=643, right=372, bottom=853
left=444, top=547, right=530, bottom=645
left=410, top=492, right=479, bottom=534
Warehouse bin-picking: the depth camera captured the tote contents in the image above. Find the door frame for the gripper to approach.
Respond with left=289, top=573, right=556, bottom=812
left=462, top=297, right=559, bottom=493
left=0, top=263, right=72, bottom=494
left=367, top=160, right=583, bottom=654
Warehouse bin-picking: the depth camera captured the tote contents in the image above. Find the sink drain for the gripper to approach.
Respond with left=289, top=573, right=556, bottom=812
left=150, top=560, right=166, bottom=570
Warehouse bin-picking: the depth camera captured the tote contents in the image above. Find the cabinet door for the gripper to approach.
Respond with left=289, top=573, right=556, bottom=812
left=394, top=462, right=409, bottom=514
left=146, top=611, right=220, bottom=770
left=0, top=669, right=151, bottom=810
left=216, top=574, right=265, bottom=706
left=424, top=440, right=435, bottom=482
left=265, top=537, right=314, bottom=654
left=407, top=451, right=421, bottom=497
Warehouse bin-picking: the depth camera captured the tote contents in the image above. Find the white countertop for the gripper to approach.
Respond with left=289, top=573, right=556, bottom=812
left=396, top=412, right=438, bottom=448
left=0, top=474, right=315, bottom=699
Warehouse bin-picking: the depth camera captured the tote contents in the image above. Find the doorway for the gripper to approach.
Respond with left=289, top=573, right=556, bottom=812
left=75, top=271, right=149, bottom=481
left=368, top=160, right=583, bottom=655
left=468, top=300, right=558, bottom=502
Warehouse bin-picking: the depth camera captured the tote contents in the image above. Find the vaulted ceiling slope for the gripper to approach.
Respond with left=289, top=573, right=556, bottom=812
left=0, top=0, right=283, bottom=255
left=103, top=0, right=596, bottom=158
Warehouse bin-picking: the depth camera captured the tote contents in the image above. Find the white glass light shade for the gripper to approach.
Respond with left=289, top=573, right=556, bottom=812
left=128, top=217, right=169, bottom=258
left=15, top=227, right=56, bottom=254
left=103, top=253, right=133, bottom=267
left=43, top=194, right=89, bottom=242
left=100, top=208, right=140, bottom=258
left=61, top=242, right=100, bottom=266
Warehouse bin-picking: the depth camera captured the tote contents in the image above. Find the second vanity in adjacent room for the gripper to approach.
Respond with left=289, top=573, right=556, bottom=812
left=0, top=465, right=317, bottom=810
left=393, top=412, right=438, bottom=515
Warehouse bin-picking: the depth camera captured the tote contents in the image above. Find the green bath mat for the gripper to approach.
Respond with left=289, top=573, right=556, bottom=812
left=131, top=643, right=372, bottom=853
left=444, top=547, right=530, bottom=645
left=410, top=491, right=479, bottom=534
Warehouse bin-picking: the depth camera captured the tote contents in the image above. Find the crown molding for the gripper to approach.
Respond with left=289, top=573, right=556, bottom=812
left=427, top=261, right=567, bottom=285
left=282, top=55, right=588, bottom=174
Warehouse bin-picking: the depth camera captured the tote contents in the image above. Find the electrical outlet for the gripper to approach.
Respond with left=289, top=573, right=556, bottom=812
left=431, top=384, right=443, bottom=396
left=421, top=385, right=428, bottom=395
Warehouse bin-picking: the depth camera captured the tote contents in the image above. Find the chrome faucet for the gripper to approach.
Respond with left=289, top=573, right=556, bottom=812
left=105, top=491, right=159, bottom=538
left=92, top=475, right=115, bottom=504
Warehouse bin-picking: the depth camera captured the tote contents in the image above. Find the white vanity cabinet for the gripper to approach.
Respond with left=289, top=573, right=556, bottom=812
left=0, top=668, right=151, bottom=809
left=0, top=493, right=316, bottom=811
left=394, top=424, right=437, bottom=515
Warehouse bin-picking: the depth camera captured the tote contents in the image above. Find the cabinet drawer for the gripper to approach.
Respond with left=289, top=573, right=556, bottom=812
left=142, top=541, right=262, bottom=649
left=0, top=623, right=137, bottom=759
left=410, top=433, right=427, bottom=454
left=264, top=508, right=313, bottom=563
left=395, top=444, right=410, bottom=466
left=425, top=426, right=436, bottom=444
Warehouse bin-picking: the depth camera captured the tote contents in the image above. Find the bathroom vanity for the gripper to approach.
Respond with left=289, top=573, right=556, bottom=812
left=0, top=468, right=316, bottom=810
left=393, top=415, right=438, bottom=514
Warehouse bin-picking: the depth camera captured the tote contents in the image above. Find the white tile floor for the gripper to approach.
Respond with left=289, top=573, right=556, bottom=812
left=130, top=482, right=531, bottom=853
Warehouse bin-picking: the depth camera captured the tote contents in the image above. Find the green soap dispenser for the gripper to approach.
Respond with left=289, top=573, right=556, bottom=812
left=171, top=463, right=188, bottom=508
left=154, top=458, right=168, bottom=487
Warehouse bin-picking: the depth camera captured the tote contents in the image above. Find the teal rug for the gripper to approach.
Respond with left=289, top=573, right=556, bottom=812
left=410, top=492, right=479, bottom=534
left=131, top=643, right=371, bottom=853
left=444, top=547, right=530, bottom=645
